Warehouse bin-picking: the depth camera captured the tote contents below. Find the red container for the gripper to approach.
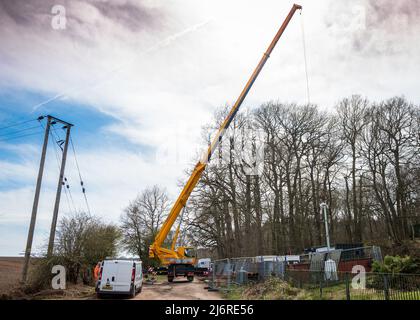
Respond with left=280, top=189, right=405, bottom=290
left=338, top=258, right=372, bottom=272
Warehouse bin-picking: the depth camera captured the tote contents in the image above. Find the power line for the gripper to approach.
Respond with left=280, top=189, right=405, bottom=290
left=7, top=116, right=86, bottom=217
left=70, top=135, right=92, bottom=215
left=0, top=116, right=47, bottom=142
left=62, top=180, right=74, bottom=214
left=65, top=183, right=77, bottom=213
left=49, top=127, right=77, bottom=214
left=51, top=129, right=74, bottom=214
left=52, top=126, right=76, bottom=211
left=0, top=125, right=43, bottom=138
left=0, top=131, right=43, bottom=143
left=50, top=123, right=90, bottom=216
left=50, top=124, right=65, bottom=149
left=0, top=118, right=39, bottom=131
left=42, top=120, right=75, bottom=215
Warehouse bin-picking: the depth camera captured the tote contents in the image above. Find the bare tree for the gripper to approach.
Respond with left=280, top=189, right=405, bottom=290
left=360, top=97, right=419, bottom=243
left=182, top=97, right=419, bottom=259
left=120, top=185, right=170, bottom=264
left=337, top=95, right=369, bottom=242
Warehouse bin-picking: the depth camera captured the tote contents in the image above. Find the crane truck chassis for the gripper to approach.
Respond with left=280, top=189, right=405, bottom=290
left=148, top=4, right=302, bottom=283
left=168, top=263, right=195, bottom=282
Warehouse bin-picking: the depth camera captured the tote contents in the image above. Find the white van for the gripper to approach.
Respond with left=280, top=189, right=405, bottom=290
left=96, top=259, right=143, bottom=298
left=197, top=258, right=211, bottom=269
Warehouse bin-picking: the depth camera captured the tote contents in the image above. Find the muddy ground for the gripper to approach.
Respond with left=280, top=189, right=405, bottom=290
left=133, top=278, right=222, bottom=300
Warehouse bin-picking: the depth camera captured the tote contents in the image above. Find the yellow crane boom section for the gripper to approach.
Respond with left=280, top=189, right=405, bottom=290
left=149, top=4, right=302, bottom=265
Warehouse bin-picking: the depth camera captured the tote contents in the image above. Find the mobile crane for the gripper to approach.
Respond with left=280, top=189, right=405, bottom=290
left=149, top=4, right=302, bottom=282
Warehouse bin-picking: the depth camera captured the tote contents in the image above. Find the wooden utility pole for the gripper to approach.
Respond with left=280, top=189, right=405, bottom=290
left=47, top=120, right=73, bottom=257
left=22, top=116, right=51, bottom=283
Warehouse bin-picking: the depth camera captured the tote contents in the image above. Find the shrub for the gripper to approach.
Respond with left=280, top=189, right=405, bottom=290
left=372, top=255, right=420, bottom=274
left=370, top=255, right=420, bottom=291
left=24, top=212, right=121, bottom=295
left=54, top=212, right=121, bottom=285
left=24, top=256, right=64, bottom=294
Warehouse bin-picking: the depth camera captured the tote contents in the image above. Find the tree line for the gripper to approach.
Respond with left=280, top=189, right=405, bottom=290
left=183, top=95, right=419, bottom=258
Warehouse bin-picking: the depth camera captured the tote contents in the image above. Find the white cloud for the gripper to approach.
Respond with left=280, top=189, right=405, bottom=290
left=1, top=0, right=419, bottom=255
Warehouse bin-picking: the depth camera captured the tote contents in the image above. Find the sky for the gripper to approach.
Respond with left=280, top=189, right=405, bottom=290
left=0, top=0, right=419, bottom=256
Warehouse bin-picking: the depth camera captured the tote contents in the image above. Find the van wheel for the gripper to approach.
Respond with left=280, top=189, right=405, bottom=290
left=136, top=283, right=142, bottom=293
left=130, top=285, right=136, bottom=298
left=168, top=276, right=174, bottom=282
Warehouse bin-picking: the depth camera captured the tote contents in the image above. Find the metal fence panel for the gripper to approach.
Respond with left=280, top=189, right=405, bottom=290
left=207, top=247, right=418, bottom=300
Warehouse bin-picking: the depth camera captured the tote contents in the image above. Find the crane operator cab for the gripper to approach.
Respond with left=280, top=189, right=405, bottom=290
left=183, top=247, right=196, bottom=258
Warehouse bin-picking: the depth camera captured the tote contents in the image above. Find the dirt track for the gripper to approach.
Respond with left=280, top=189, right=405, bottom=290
left=134, top=278, right=222, bottom=300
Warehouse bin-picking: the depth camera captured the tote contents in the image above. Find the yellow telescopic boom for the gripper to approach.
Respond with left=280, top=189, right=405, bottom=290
left=150, top=4, right=302, bottom=264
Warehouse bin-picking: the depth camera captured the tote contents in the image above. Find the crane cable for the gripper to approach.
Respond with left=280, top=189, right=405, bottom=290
left=300, top=10, right=311, bottom=105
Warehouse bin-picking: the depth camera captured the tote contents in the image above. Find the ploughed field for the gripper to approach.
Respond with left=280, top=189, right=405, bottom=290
left=0, top=257, right=24, bottom=295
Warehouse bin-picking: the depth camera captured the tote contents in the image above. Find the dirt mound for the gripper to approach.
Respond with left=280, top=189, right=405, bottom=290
left=240, top=278, right=309, bottom=300
left=0, top=283, right=95, bottom=300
